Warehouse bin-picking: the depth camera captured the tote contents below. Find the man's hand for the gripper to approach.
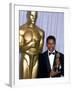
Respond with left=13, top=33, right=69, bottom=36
left=50, top=70, right=60, bottom=77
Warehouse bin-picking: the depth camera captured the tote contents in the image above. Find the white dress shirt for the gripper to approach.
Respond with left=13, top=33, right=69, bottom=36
left=48, top=50, right=55, bottom=70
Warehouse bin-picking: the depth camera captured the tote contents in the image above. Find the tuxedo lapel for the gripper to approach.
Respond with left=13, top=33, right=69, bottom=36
left=46, top=51, right=51, bottom=71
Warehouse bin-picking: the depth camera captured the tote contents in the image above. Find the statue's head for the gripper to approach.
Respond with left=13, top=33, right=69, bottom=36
left=27, top=11, right=37, bottom=25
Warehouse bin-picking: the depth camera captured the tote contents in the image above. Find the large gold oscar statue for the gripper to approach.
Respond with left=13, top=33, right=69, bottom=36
left=19, top=11, right=44, bottom=79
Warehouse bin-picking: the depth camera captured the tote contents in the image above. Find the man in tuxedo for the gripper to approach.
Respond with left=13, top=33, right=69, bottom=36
left=38, top=35, right=64, bottom=78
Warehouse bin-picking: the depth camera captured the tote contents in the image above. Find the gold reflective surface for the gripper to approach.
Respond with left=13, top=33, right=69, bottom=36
left=19, top=11, right=44, bottom=79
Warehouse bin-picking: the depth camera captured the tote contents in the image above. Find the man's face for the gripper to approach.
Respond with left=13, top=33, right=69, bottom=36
left=47, top=39, right=55, bottom=52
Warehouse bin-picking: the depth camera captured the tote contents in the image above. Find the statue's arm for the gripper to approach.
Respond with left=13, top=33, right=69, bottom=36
left=19, top=30, right=35, bottom=51
left=19, top=32, right=24, bottom=48
left=23, top=41, right=35, bottom=50
left=38, top=30, right=45, bottom=52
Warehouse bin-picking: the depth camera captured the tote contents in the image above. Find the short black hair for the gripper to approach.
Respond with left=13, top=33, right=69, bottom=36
left=46, top=35, right=56, bottom=44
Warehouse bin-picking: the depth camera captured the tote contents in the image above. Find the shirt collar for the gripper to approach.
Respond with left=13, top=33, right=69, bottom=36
left=48, top=50, right=55, bottom=53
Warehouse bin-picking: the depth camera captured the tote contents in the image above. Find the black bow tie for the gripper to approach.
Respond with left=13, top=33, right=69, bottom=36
left=49, top=52, right=55, bottom=55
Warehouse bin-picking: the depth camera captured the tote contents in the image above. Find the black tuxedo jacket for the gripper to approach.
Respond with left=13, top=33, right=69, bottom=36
left=37, top=50, right=64, bottom=78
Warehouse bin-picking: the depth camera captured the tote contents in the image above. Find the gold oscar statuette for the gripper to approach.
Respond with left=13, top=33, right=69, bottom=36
left=19, top=11, right=44, bottom=79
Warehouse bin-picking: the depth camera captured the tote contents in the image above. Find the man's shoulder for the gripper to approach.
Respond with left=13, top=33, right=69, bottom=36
left=39, top=50, right=48, bottom=57
left=43, top=50, right=48, bottom=54
left=39, top=50, right=48, bottom=62
left=56, top=50, right=64, bottom=57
